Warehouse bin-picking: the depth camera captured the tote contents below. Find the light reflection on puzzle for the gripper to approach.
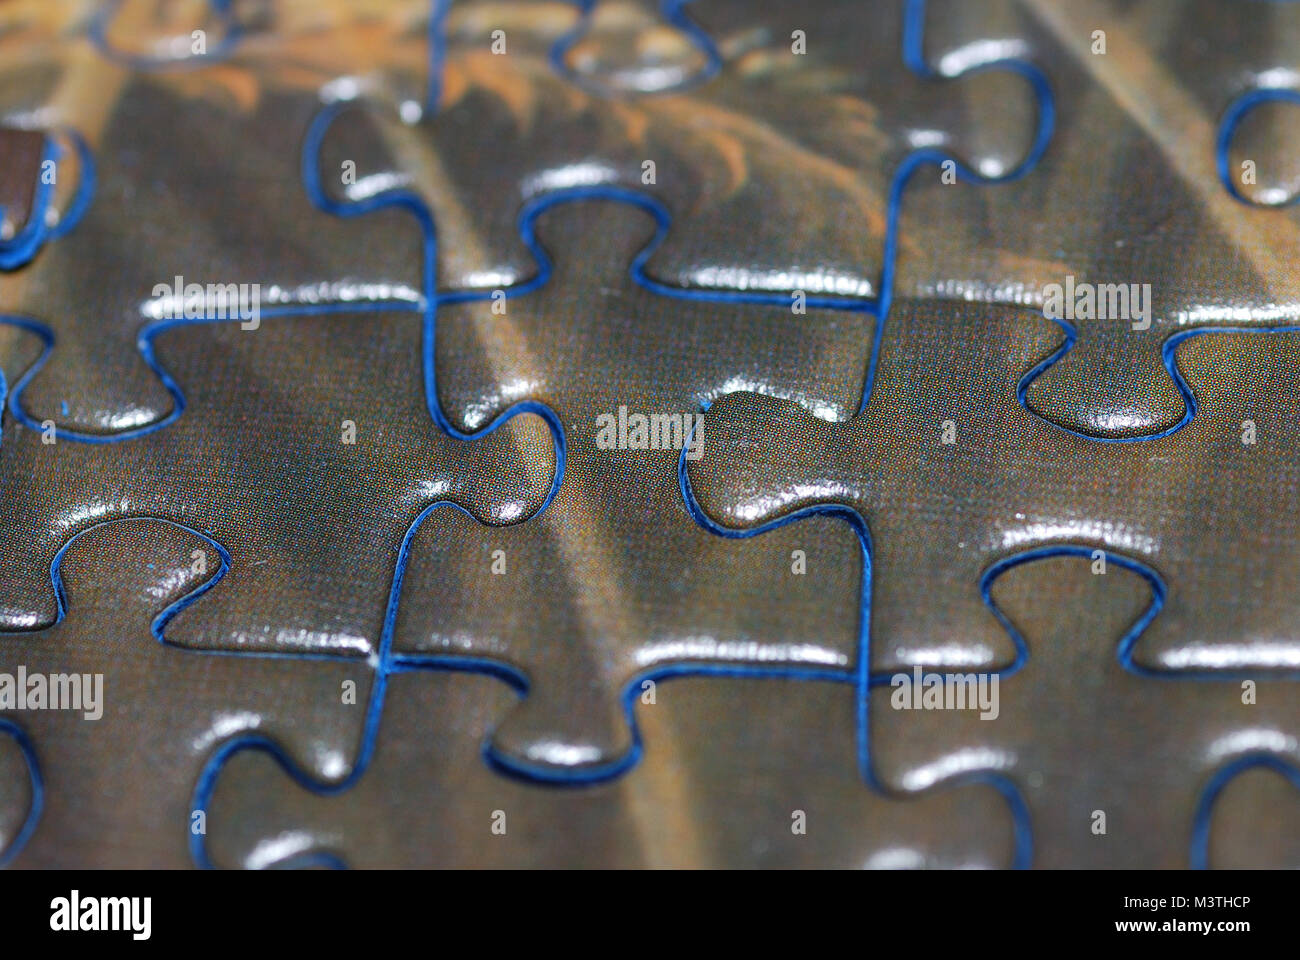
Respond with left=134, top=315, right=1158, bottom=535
left=0, top=0, right=1297, bottom=868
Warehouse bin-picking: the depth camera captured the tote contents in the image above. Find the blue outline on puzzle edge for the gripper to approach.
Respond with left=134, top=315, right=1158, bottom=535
left=1217, top=87, right=1300, bottom=207
left=1009, top=28, right=1300, bottom=440
left=550, top=0, right=723, bottom=96
left=10, top=0, right=1056, bottom=439
left=0, top=129, right=93, bottom=271
left=7, top=0, right=1295, bottom=868
left=88, top=0, right=241, bottom=71
left=1190, top=753, right=1300, bottom=870
left=25, top=0, right=1300, bottom=444
left=0, top=718, right=41, bottom=868
left=682, top=427, right=1300, bottom=871
left=0, top=516, right=232, bottom=868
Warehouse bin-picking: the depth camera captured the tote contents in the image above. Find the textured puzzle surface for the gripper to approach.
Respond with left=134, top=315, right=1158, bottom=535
left=1, top=0, right=1298, bottom=869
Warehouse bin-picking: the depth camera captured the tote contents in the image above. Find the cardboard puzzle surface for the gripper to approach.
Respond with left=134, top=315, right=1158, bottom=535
left=1, top=0, right=1297, bottom=868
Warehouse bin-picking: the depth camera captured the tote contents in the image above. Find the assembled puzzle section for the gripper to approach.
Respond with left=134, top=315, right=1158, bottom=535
left=897, top=0, right=1300, bottom=439
left=0, top=1, right=428, bottom=437
left=203, top=673, right=1019, bottom=868
left=315, top=0, right=1049, bottom=300
left=686, top=298, right=1300, bottom=866
left=376, top=192, right=873, bottom=780
left=0, top=518, right=372, bottom=868
left=869, top=552, right=1300, bottom=868
left=687, top=300, right=1300, bottom=677
left=0, top=312, right=557, bottom=654
left=2, top=0, right=1298, bottom=870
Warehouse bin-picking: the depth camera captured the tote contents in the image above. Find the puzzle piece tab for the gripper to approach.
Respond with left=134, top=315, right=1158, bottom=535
left=0, top=517, right=371, bottom=867
left=686, top=299, right=1300, bottom=676
left=1222, top=90, right=1300, bottom=207
left=1199, top=758, right=1300, bottom=869
left=0, top=310, right=556, bottom=659
left=0, top=3, right=429, bottom=436
left=870, top=552, right=1300, bottom=867
left=317, top=0, right=1049, bottom=299
left=897, top=0, right=1300, bottom=438
left=553, top=0, right=718, bottom=96
left=203, top=673, right=1018, bottom=868
left=0, top=719, right=38, bottom=867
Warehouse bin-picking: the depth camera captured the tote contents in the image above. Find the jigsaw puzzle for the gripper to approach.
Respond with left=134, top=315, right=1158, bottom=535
left=0, top=0, right=1298, bottom=873
left=0, top=1, right=429, bottom=437
left=687, top=303, right=1300, bottom=678
left=310, top=0, right=1052, bottom=300
left=896, top=0, right=1300, bottom=440
left=0, top=311, right=556, bottom=646
left=201, top=673, right=1019, bottom=868
left=1, top=518, right=371, bottom=868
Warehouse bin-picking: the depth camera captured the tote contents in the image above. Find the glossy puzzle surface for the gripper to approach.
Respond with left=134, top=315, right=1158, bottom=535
left=1, top=0, right=1298, bottom=869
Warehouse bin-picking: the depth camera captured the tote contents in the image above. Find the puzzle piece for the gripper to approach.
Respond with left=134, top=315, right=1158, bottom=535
left=89, top=0, right=244, bottom=69
left=0, top=517, right=373, bottom=867
left=379, top=192, right=883, bottom=779
left=0, top=126, right=90, bottom=272
left=0, top=127, right=51, bottom=264
left=686, top=299, right=1300, bottom=676
left=867, top=551, right=1300, bottom=867
left=392, top=487, right=864, bottom=781
left=202, top=673, right=1018, bottom=868
left=0, top=718, right=39, bottom=867
left=0, top=310, right=556, bottom=658
left=313, top=0, right=1050, bottom=299
left=552, top=0, right=719, bottom=96
left=0, top=317, right=48, bottom=454
left=0, top=2, right=431, bottom=436
left=1195, top=756, right=1300, bottom=868
left=185, top=414, right=1028, bottom=864
left=895, top=0, right=1300, bottom=438
left=1221, top=88, right=1300, bottom=207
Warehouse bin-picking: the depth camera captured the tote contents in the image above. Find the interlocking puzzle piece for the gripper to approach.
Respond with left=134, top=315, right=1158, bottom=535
left=1136, top=0, right=1300, bottom=208
left=201, top=673, right=1019, bottom=868
left=380, top=192, right=881, bottom=779
left=1220, top=88, right=1300, bottom=208
left=0, top=126, right=91, bottom=272
left=895, top=0, right=1300, bottom=438
left=0, top=517, right=372, bottom=867
left=189, top=424, right=1029, bottom=862
left=552, top=0, right=719, bottom=96
left=314, top=0, right=1050, bottom=299
left=89, top=0, right=244, bottom=69
left=686, top=299, right=1300, bottom=676
left=0, top=3, right=430, bottom=437
left=391, top=487, right=863, bottom=781
left=1195, top=756, right=1300, bottom=868
left=866, top=551, right=1300, bottom=867
left=0, top=718, right=39, bottom=868
left=0, top=310, right=556, bottom=657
